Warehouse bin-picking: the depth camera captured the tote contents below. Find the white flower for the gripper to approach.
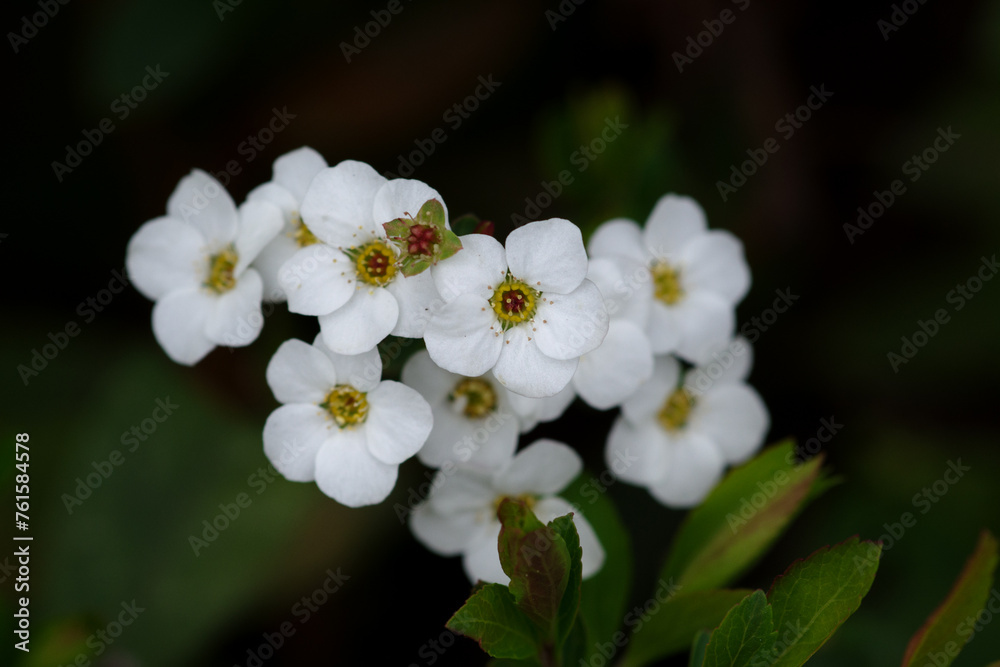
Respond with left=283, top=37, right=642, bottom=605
left=425, top=219, right=608, bottom=399
left=410, top=439, right=605, bottom=584
left=401, top=350, right=520, bottom=472
left=247, top=146, right=328, bottom=302
left=507, top=383, right=577, bottom=434
left=570, top=255, right=655, bottom=410
left=262, top=336, right=433, bottom=508
left=588, top=194, right=750, bottom=365
left=125, top=169, right=283, bottom=365
left=605, top=339, right=769, bottom=508
left=278, top=160, right=445, bottom=355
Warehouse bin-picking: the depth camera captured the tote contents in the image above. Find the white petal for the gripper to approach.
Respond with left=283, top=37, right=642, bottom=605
left=463, top=523, right=507, bottom=584
left=372, top=179, right=449, bottom=226
left=151, top=288, right=216, bottom=365
left=621, top=355, right=681, bottom=423
left=410, top=504, right=484, bottom=555
left=279, top=244, right=354, bottom=316
left=318, top=288, right=399, bottom=355
left=166, top=169, right=238, bottom=249
left=272, top=146, right=327, bottom=202
left=586, top=255, right=652, bottom=328
left=317, top=342, right=383, bottom=392
left=505, top=219, right=587, bottom=294
left=671, top=291, right=736, bottom=365
left=418, top=404, right=520, bottom=471
left=365, top=381, right=433, bottom=464
left=204, top=269, right=264, bottom=347
left=678, top=230, right=750, bottom=304
left=648, top=433, right=725, bottom=508
left=247, top=181, right=299, bottom=217
left=495, top=439, right=581, bottom=496
left=642, top=194, right=707, bottom=259
left=683, top=336, right=754, bottom=396
left=235, top=200, right=284, bottom=275
left=251, top=232, right=299, bottom=302
left=605, top=416, right=670, bottom=485
left=401, top=349, right=458, bottom=407
left=265, top=339, right=338, bottom=404
left=126, top=217, right=207, bottom=300
left=534, top=497, right=605, bottom=579
left=314, top=428, right=399, bottom=507
left=690, top=383, right=769, bottom=464
left=507, top=383, right=576, bottom=433
left=262, top=403, right=331, bottom=481
left=587, top=218, right=646, bottom=263
left=427, top=468, right=495, bottom=515
left=300, top=160, right=386, bottom=248
left=574, top=320, right=653, bottom=410
left=533, top=280, right=609, bottom=360
left=385, top=269, right=442, bottom=338
left=493, top=326, right=577, bottom=399
left=424, top=293, right=504, bottom=377
left=432, top=233, right=507, bottom=303
left=646, top=301, right=683, bottom=355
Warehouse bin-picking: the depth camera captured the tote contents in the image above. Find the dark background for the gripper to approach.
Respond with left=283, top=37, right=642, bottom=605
left=3, top=0, right=1000, bottom=665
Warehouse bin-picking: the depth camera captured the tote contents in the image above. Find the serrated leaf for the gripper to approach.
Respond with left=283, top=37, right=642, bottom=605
left=560, top=474, right=633, bottom=655
left=901, top=530, right=999, bottom=667
left=447, top=583, right=541, bottom=659
left=549, top=514, right=584, bottom=648
left=690, top=631, right=711, bottom=667
left=762, top=537, right=881, bottom=667
left=498, top=498, right=571, bottom=641
left=703, top=590, right=777, bottom=667
left=622, top=589, right=752, bottom=666
left=662, top=440, right=830, bottom=592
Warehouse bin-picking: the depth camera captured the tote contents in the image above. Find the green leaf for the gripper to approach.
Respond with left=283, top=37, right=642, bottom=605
left=763, top=537, right=882, bottom=667
left=622, top=589, right=753, bottom=666
left=549, top=514, right=584, bottom=648
left=689, top=631, right=711, bottom=667
left=901, top=530, right=999, bottom=667
left=661, top=440, right=830, bottom=592
left=560, top=473, right=633, bottom=654
left=447, top=583, right=541, bottom=660
left=703, top=590, right=777, bottom=667
left=497, top=498, right=571, bottom=642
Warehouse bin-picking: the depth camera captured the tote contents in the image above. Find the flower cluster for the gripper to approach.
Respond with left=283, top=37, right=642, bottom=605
left=126, top=146, right=769, bottom=583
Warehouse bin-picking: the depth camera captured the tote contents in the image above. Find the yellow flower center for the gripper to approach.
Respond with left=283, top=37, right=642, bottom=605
left=450, top=378, right=497, bottom=419
left=206, top=246, right=239, bottom=293
left=290, top=212, right=319, bottom=247
left=489, top=278, right=539, bottom=329
left=354, top=241, right=397, bottom=287
left=651, top=261, right=684, bottom=305
left=658, top=388, right=694, bottom=432
left=321, top=385, right=369, bottom=428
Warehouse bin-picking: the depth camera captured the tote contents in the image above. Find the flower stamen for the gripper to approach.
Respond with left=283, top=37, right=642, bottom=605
left=449, top=378, right=497, bottom=419
left=658, top=388, right=694, bottom=432
left=321, top=385, right=369, bottom=428
left=489, top=277, right=539, bottom=330
left=651, top=261, right=684, bottom=305
left=205, top=245, right=239, bottom=293
left=290, top=212, right=319, bottom=247
left=349, top=240, right=397, bottom=287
